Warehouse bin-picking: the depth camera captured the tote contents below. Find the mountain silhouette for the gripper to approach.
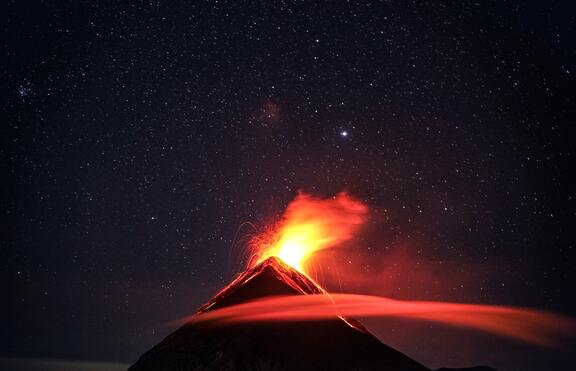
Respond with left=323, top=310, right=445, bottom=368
left=129, top=257, right=496, bottom=371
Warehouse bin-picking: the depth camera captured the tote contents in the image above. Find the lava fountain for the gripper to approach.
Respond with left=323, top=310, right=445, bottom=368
left=249, top=191, right=368, bottom=274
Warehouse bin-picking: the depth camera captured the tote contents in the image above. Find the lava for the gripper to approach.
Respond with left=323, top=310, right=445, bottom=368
left=250, top=191, right=368, bottom=274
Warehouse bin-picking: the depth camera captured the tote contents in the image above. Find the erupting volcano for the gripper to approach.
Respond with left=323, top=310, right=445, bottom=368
left=248, top=191, right=368, bottom=274
left=131, top=257, right=433, bottom=371
left=130, top=192, right=575, bottom=371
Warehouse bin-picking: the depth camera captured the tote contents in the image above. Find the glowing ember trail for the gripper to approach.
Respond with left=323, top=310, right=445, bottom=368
left=184, top=294, right=576, bottom=347
left=250, top=192, right=368, bottom=274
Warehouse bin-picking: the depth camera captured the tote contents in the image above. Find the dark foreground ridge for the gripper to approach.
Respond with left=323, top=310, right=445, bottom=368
left=129, top=257, right=496, bottom=371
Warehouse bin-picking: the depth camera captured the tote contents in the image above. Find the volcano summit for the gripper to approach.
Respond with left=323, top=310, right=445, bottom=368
left=129, top=257, right=495, bottom=371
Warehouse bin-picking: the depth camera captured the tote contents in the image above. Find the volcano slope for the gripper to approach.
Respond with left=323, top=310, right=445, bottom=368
left=129, top=257, right=495, bottom=371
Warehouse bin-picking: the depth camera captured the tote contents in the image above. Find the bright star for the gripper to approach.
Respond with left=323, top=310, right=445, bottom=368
left=340, top=130, right=348, bottom=137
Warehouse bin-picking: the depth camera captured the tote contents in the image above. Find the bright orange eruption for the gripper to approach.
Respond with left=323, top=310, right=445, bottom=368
left=250, top=192, right=368, bottom=274
left=172, top=192, right=576, bottom=351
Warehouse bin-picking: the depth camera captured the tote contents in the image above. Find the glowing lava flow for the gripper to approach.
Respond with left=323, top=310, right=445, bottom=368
left=250, top=192, right=368, bottom=274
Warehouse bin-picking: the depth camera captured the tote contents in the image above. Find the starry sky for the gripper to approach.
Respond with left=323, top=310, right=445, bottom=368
left=2, top=1, right=575, bottom=370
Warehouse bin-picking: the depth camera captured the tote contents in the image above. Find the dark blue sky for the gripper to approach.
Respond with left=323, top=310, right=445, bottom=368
left=2, top=1, right=575, bottom=370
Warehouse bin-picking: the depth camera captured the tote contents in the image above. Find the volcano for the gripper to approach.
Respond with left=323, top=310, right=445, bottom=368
left=129, top=257, right=496, bottom=371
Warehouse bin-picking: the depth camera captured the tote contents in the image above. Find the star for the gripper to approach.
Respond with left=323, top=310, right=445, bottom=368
left=340, top=130, right=348, bottom=137
left=18, top=85, right=28, bottom=97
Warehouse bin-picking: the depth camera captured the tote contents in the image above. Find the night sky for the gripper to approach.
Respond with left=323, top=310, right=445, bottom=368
left=2, top=1, right=576, bottom=370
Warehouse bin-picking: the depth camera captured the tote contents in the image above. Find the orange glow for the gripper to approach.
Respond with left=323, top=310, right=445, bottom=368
left=251, top=192, right=368, bottom=274
left=185, top=294, right=576, bottom=347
